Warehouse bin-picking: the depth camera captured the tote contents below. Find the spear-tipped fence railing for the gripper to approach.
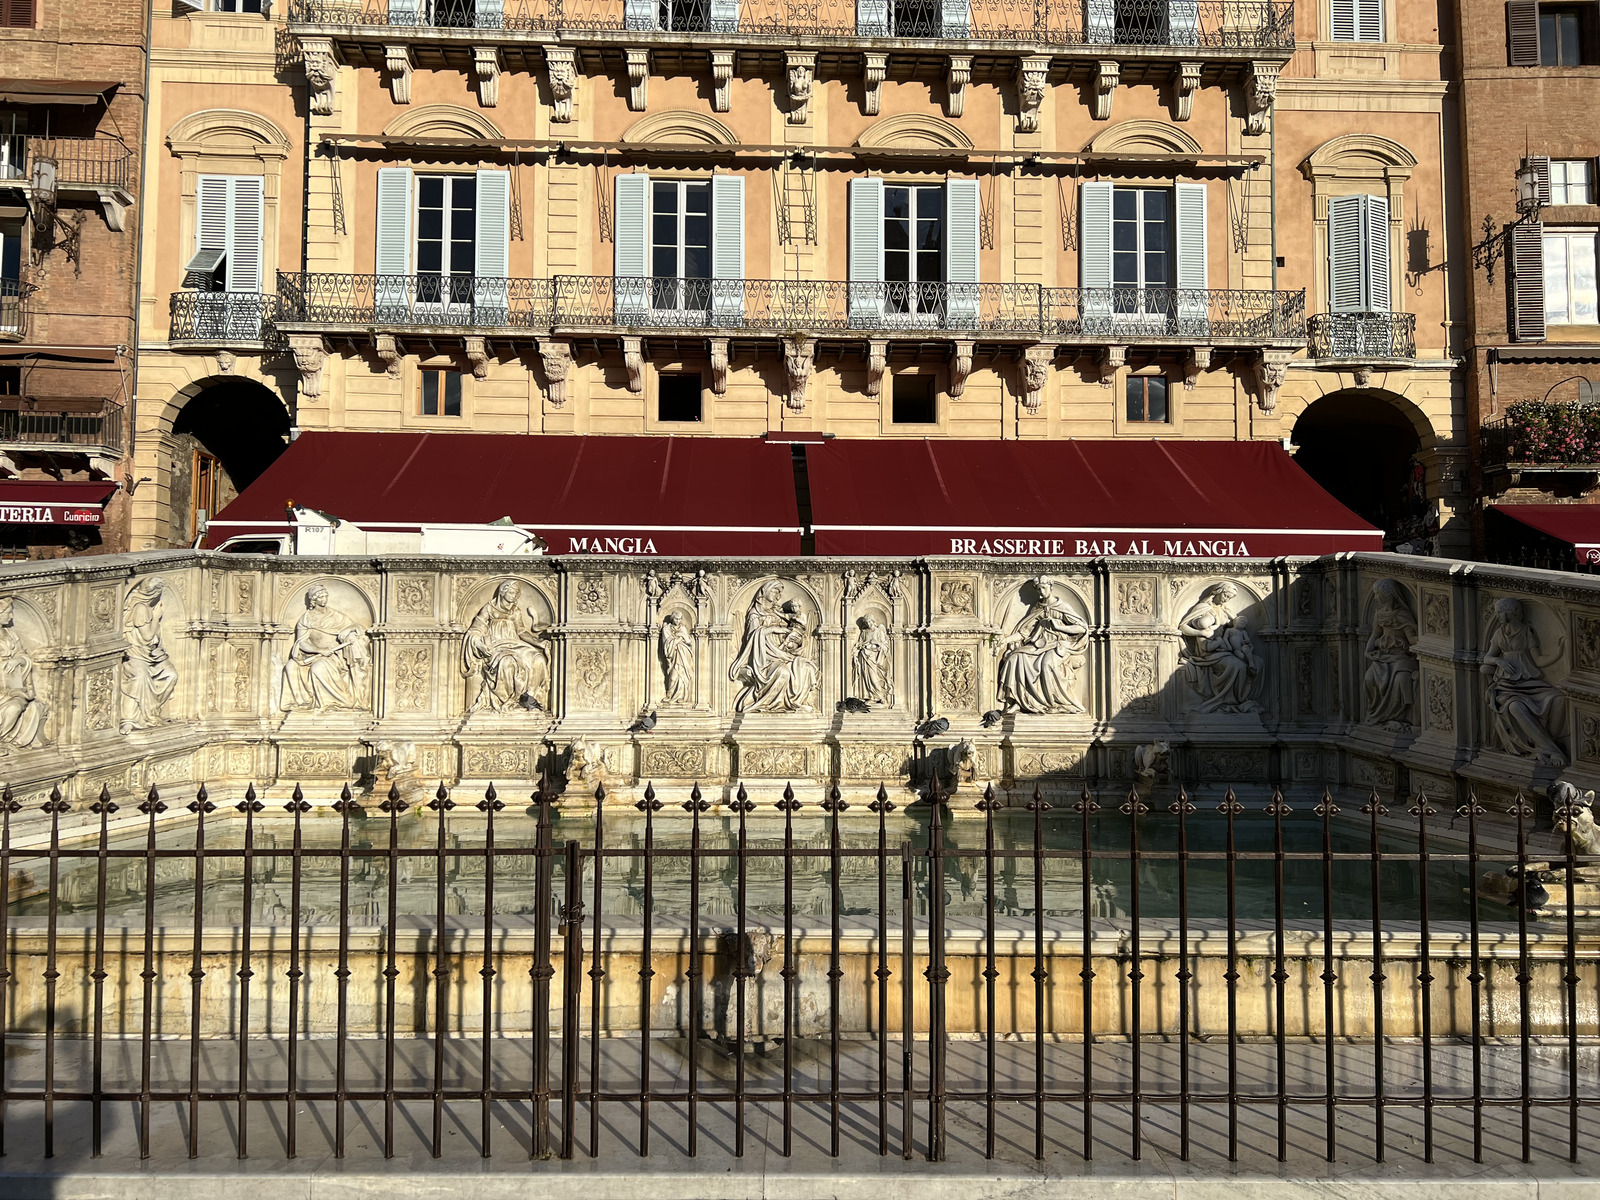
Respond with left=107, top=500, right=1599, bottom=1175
left=0, top=777, right=1597, bottom=1165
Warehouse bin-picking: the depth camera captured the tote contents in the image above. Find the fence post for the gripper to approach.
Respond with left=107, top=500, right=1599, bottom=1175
left=924, top=774, right=948, bottom=1162
left=531, top=773, right=556, bottom=1158
left=561, top=837, right=584, bottom=1159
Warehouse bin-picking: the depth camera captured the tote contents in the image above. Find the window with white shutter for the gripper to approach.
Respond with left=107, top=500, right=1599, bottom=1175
left=1326, top=193, right=1390, bottom=313
left=1542, top=227, right=1599, bottom=324
left=1330, top=0, right=1382, bottom=40
left=613, top=173, right=649, bottom=320
left=1174, top=181, right=1208, bottom=333
left=848, top=177, right=885, bottom=325
left=374, top=166, right=413, bottom=316
left=710, top=174, right=745, bottom=324
left=474, top=169, right=510, bottom=323
left=946, top=178, right=980, bottom=326
left=1550, top=159, right=1594, bottom=204
left=186, top=174, right=264, bottom=294
left=845, top=179, right=979, bottom=325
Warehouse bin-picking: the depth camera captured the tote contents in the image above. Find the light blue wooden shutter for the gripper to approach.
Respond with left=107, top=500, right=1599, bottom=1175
left=614, top=173, right=649, bottom=321
left=474, top=169, right=510, bottom=324
left=1085, top=0, right=1114, bottom=41
left=1167, top=0, right=1199, bottom=44
left=1174, top=181, right=1209, bottom=334
left=711, top=174, right=745, bottom=326
left=624, top=0, right=656, bottom=29
left=945, top=178, right=980, bottom=327
left=857, top=0, right=889, bottom=34
left=941, top=0, right=969, bottom=35
left=1079, top=181, right=1113, bottom=331
left=475, top=0, right=503, bottom=27
left=375, top=166, right=413, bottom=317
left=709, top=0, right=739, bottom=29
left=849, top=177, right=885, bottom=327
left=389, top=0, right=421, bottom=24
left=1327, top=193, right=1365, bottom=312
left=1365, top=194, right=1390, bottom=312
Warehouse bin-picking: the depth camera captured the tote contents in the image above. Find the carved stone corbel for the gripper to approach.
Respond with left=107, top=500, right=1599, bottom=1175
left=1255, top=349, right=1294, bottom=414
left=1353, top=365, right=1373, bottom=388
left=946, top=55, right=972, bottom=118
left=1016, top=57, right=1048, bottom=133
left=627, top=49, right=649, bottom=112
left=1093, top=60, right=1119, bottom=121
left=1173, top=61, right=1201, bottom=121
left=1245, top=61, right=1280, bottom=136
left=786, top=52, right=815, bottom=125
left=784, top=336, right=814, bottom=411
left=289, top=335, right=330, bottom=400
left=1184, top=345, right=1210, bottom=389
left=538, top=339, right=572, bottom=407
left=384, top=44, right=413, bottom=104
left=301, top=36, right=337, bottom=117
left=950, top=340, right=974, bottom=399
left=866, top=339, right=887, bottom=397
left=623, top=336, right=644, bottom=393
left=1099, top=344, right=1126, bottom=386
left=709, top=338, right=729, bottom=395
left=474, top=46, right=501, bottom=108
left=547, top=47, right=576, bottom=123
left=1021, top=345, right=1053, bottom=412
left=215, top=350, right=237, bottom=374
left=711, top=50, right=734, bottom=114
left=374, top=333, right=402, bottom=377
left=862, top=53, right=887, bottom=116
left=464, top=336, right=490, bottom=380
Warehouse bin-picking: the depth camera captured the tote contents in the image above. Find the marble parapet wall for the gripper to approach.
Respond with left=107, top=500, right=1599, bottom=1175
left=0, top=551, right=1594, bottom=815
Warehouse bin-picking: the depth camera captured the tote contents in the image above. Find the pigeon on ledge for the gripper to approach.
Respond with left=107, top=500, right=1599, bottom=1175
left=980, top=709, right=1005, bottom=728
left=627, top=710, right=658, bottom=734
left=517, top=692, right=543, bottom=711
left=916, top=716, right=950, bottom=738
left=837, top=697, right=872, bottom=714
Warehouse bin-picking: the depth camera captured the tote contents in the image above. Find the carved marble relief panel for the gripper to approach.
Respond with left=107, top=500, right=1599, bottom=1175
left=280, top=746, right=353, bottom=778
left=1198, top=748, right=1269, bottom=780
left=88, top=587, right=118, bottom=634
left=937, top=577, right=976, bottom=617
left=1425, top=673, right=1454, bottom=734
left=1116, top=647, right=1159, bottom=716
left=728, top=579, right=820, bottom=715
left=1576, top=614, right=1600, bottom=673
left=572, top=645, right=613, bottom=710
left=1350, top=756, right=1397, bottom=792
left=1117, top=578, right=1154, bottom=619
left=574, top=575, right=610, bottom=616
left=121, top=578, right=180, bottom=733
left=461, top=578, right=555, bottom=715
left=277, top=581, right=374, bottom=715
left=643, top=743, right=709, bottom=779
left=463, top=745, right=533, bottom=779
left=1362, top=579, right=1418, bottom=732
left=1577, top=711, right=1600, bottom=763
left=1480, top=596, right=1567, bottom=766
left=739, top=744, right=809, bottom=778
left=993, top=578, right=1090, bottom=715
left=1010, top=748, right=1086, bottom=781
left=395, top=576, right=436, bottom=618
left=1422, top=590, right=1450, bottom=638
left=839, top=743, right=908, bottom=781
left=392, top=645, right=434, bottom=712
left=938, top=647, right=977, bottom=712
left=1174, top=581, right=1266, bottom=716
left=84, top=666, right=116, bottom=733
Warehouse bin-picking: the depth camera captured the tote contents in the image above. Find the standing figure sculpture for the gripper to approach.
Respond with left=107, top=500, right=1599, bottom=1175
left=728, top=582, right=819, bottom=713
left=659, top=611, right=694, bottom=705
left=1482, top=597, right=1567, bottom=765
left=995, top=578, right=1089, bottom=714
left=461, top=581, right=551, bottom=713
left=0, top=598, right=46, bottom=748
left=1177, top=582, right=1262, bottom=714
left=121, top=578, right=178, bottom=732
left=852, top=613, right=894, bottom=706
left=1363, top=579, right=1418, bottom=730
left=281, top=585, right=371, bottom=712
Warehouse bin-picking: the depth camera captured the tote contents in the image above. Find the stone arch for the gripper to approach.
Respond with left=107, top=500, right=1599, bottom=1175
left=166, top=109, right=293, bottom=158
left=382, top=105, right=505, bottom=142
left=1084, top=119, right=1204, bottom=157
left=158, top=375, right=293, bottom=547
left=993, top=575, right=1092, bottom=632
left=856, top=113, right=975, bottom=151
left=1301, top=134, right=1418, bottom=183
left=620, top=110, right=740, bottom=146
left=277, top=576, right=378, bottom=626
left=1291, top=388, right=1429, bottom=543
left=728, top=575, right=824, bottom=623
left=459, top=576, right=557, bottom=626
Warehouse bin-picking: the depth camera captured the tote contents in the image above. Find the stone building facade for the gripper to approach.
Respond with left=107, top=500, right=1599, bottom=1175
left=134, top=0, right=1465, bottom=553
left=0, top=0, right=143, bottom=556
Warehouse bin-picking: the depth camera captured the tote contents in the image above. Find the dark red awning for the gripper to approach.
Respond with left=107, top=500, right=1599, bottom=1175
left=805, top=440, right=1382, bottom=559
left=1489, top=504, right=1600, bottom=566
left=206, top=432, right=803, bottom=556
left=0, top=480, right=116, bottom=526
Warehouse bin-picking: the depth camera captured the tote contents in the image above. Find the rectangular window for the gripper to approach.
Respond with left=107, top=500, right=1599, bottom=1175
left=0, top=111, right=24, bottom=181
left=657, top=373, right=703, bottom=422
left=212, top=0, right=264, bottom=11
left=0, top=365, right=18, bottom=395
left=0, top=0, right=35, bottom=27
left=192, top=450, right=222, bottom=535
left=650, top=179, right=712, bottom=311
left=1542, top=228, right=1599, bottom=324
left=415, top=174, right=476, bottom=309
left=1330, top=0, right=1382, bottom=41
left=884, top=184, right=945, bottom=316
left=1126, top=375, right=1170, bottom=423
left=1112, top=188, right=1172, bottom=290
left=1551, top=159, right=1595, bottom=205
left=890, top=373, right=937, bottom=424
left=420, top=369, right=464, bottom=417
left=1, top=219, right=22, bottom=335
left=1540, top=4, right=1593, bottom=63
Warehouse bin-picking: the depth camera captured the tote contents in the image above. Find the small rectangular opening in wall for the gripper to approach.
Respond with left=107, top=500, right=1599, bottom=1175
left=1126, top=374, right=1170, bottom=423
left=657, top=373, right=703, bottom=423
left=891, top=373, right=937, bottom=424
left=420, top=370, right=463, bottom=418
left=0, top=366, right=18, bottom=396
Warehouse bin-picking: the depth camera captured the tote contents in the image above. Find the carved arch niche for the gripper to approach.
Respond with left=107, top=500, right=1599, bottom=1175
left=166, top=110, right=292, bottom=295
left=1170, top=578, right=1269, bottom=717
left=274, top=577, right=378, bottom=715
left=382, top=105, right=507, bottom=143
left=1301, top=135, right=1417, bottom=320
left=620, top=111, right=741, bottom=147
left=990, top=577, right=1094, bottom=717
left=1084, top=120, right=1204, bottom=157
left=855, top=113, right=975, bottom=152
left=1359, top=577, right=1419, bottom=731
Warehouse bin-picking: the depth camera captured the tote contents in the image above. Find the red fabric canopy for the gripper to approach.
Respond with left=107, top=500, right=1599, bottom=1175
left=205, top=432, right=803, bottom=556
left=0, top=480, right=116, bottom=526
left=1489, top=504, right=1600, bottom=565
left=804, top=439, right=1382, bottom=558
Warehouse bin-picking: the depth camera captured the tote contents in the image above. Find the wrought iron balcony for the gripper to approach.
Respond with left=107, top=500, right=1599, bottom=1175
left=0, top=136, right=133, bottom=191
left=169, top=292, right=284, bottom=346
left=1481, top=405, right=1600, bottom=474
left=0, top=280, right=29, bottom=343
left=286, top=0, right=1294, bottom=49
left=0, top=398, right=125, bottom=457
left=1046, top=286, right=1306, bottom=342
left=275, top=274, right=554, bottom=331
left=1307, top=311, right=1417, bottom=361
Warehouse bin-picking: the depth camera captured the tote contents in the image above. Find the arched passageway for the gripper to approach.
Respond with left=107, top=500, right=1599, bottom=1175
left=1292, top=390, right=1428, bottom=549
left=168, top=378, right=290, bottom=545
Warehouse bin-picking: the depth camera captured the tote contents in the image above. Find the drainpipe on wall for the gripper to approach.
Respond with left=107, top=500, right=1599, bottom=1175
left=127, top=0, right=155, bottom=511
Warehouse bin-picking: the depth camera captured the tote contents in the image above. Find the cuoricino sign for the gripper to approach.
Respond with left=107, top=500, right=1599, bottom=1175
left=0, top=504, right=104, bottom=526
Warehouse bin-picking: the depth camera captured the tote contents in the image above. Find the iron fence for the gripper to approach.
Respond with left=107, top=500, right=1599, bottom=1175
left=22, top=137, right=134, bottom=191
left=1308, top=311, right=1417, bottom=360
left=1480, top=413, right=1600, bottom=472
left=276, top=272, right=555, bottom=329
left=1, top=775, right=1598, bottom=1166
left=1044, top=286, right=1306, bottom=340
left=0, top=398, right=124, bottom=455
left=286, top=0, right=1294, bottom=47
left=0, top=279, right=28, bottom=342
left=168, top=291, right=283, bottom=346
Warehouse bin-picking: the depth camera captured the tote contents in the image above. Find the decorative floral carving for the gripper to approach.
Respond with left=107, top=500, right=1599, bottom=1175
left=1427, top=675, right=1454, bottom=732
left=1350, top=757, right=1396, bottom=791
left=644, top=744, right=707, bottom=778
left=394, top=645, right=433, bottom=711
left=938, top=647, right=976, bottom=710
left=396, top=576, right=435, bottom=616
left=841, top=744, right=907, bottom=780
left=1245, top=60, right=1280, bottom=136
left=1423, top=590, right=1450, bottom=637
left=1012, top=749, right=1084, bottom=778
left=574, top=575, right=609, bottom=615
left=1197, top=748, right=1268, bottom=780
left=1296, top=648, right=1317, bottom=716
left=740, top=745, right=808, bottom=777
left=574, top=646, right=611, bottom=709
left=1118, top=648, right=1158, bottom=715
left=146, top=754, right=195, bottom=785
left=938, top=579, right=975, bottom=616
left=89, top=587, right=116, bottom=633
left=85, top=666, right=115, bottom=732
left=1581, top=713, right=1600, bottom=762
left=282, top=748, right=347, bottom=778
left=465, top=746, right=532, bottom=778
left=1576, top=615, right=1600, bottom=672
left=231, top=644, right=252, bottom=712
left=1117, top=579, right=1153, bottom=616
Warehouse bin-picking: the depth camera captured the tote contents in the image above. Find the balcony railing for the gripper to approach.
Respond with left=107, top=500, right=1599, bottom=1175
left=1481, top=403, right=1600, bottom=471
left=275, top=272, right=1308, bottom=343
left=286, top=0, right=1294, bottom=48
left=0, top=398, right=124, bottom=456
left=169, top=291, right=283, bottom=345
left=0, top=279, right=28, bottom=342
left=0, top=136, right=133, bottom=191
left=1308, top=311, right=1417, bottom=360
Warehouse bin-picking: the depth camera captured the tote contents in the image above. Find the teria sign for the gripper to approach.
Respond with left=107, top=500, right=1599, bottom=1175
left=948, top=536, right=1255, bottom=558
left=0, top=504, right=104, bottom=526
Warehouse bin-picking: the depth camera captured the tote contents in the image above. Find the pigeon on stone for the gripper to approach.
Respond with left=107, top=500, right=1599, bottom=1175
left=627, top=710, right=658, bottom=734
left=1514, top=873, right=1550, bottom=912
left=516, top=692, right=543, bottom=711
left=838, top=697, right=871, bottom=714
left=980, top=709, right=1005, bottom=728
left=916, top=716, right=950, bottom=738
